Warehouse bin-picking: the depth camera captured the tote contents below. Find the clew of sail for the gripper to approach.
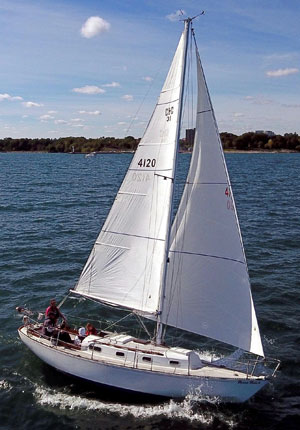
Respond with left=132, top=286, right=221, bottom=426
left=74, top=28, right=188, bottom=315
left=161, top=44, right=264, bottom=356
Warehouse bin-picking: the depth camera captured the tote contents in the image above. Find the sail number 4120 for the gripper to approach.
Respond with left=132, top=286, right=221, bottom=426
left=137, top=159, right=156, bottom=168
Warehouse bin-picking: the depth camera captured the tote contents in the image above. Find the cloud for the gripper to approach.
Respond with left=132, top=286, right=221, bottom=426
left=233, top=112, right=244, bottom=117
left=166, top=10, right=186, bottom=22
left=118, top=122, right=127, bottom=125
left=54, top=119, right=68, bottom=124
left=72, top=85, right=105, bottom=94
left=0, top=93, right=23, bottom=101
left=79, top=110, right=101, bottom=115
left=81, top=16, right=110, bottom=38
left=70, top=118, right=84, bottom=122
left=102, top=82, right=120, bottom=87
left=48, top=110, right=57, bottom=114
left=40, top=114, right=54, bottom=121
left=143, top=76, right=153, bottom=82
left=281, top=103, right=300, bottom=108
left=23, top=101, right=43, bottom=108
left=0, top=93, right=11, bottom=101
left=244, top=95, right=274, bottom=105
left=122, top=94, right=133, bottom=102
left=263, top=52, right=300, bottom=65
left=266, top=68, right=299, bottom=77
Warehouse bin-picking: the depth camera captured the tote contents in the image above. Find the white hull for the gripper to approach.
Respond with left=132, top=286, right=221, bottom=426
left=19, top=327, right=268, bottom=402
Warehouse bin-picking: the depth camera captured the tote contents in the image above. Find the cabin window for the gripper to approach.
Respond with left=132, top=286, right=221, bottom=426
left=142, top=356, right=152, bottom=362
left=116, top=351, right=125, bottom=357
left=89, top=344, right=102, bottom=352
left=169, top=360, right=180, bottom=366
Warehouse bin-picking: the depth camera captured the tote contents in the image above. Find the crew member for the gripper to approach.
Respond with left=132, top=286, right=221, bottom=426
left=45, top=298, right=66, bottom=324
left=43, top=312, right=57, bottom=338
left=86, top=323, right=97, bottom=336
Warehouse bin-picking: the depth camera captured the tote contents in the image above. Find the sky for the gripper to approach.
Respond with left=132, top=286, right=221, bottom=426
left=0, top=0, right=299, bottom=139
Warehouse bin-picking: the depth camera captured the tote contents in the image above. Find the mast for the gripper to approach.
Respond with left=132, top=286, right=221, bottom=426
left=155, top=18, right=191, bottom=344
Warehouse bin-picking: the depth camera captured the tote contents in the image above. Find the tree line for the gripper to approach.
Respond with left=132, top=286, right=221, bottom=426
left=0, top=132, right=300, bottom=153
left=221, top=132, right=300, bottom=151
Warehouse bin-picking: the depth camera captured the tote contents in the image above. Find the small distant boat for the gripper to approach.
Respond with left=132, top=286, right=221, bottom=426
left=18, top=17, right=279, bottom=402
left=85, top=151, right=96, bottom=158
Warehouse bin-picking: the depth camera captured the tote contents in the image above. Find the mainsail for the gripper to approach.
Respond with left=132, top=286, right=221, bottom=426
left=74, top=26, right=189, bottom=315
left=161, top=39, right=264, bottom=357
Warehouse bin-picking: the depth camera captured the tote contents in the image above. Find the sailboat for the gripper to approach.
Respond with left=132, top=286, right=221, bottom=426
left=18, top=18, right=279, bottom=402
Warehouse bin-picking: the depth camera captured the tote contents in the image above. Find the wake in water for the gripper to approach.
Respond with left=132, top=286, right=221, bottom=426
left=33, top=384, right=240, bottom=428
left=0, top=380, right=12, bottom=391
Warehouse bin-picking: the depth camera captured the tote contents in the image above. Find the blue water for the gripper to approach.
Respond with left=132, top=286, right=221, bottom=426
left=0, top=152, right=299, bottom=429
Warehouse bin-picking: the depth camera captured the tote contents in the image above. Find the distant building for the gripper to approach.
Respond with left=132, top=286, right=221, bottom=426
left=255, top=130, right=275, bottom=136
left=186, top=128, right=195, bottom=146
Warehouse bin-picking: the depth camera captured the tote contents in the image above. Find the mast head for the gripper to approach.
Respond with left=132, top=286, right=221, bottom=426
left=181, top=11, right=205, bottom=23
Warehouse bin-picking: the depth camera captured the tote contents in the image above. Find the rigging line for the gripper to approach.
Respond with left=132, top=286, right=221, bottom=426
left=58, top=291, right=71, bottom=309
left=134, top=313, right=152, bottom=339
left=125, top=44, right=179, bottom=136
left=104, top=312, right=134, bottom=331
left=69, top=290, right=140, bottom=315
left=124, top=74, right=157, bottom=137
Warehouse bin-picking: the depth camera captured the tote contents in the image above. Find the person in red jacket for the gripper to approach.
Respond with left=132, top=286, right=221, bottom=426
left=45, top=298, right=66, bottom=324
left=86, top=323, right=97, bottom=336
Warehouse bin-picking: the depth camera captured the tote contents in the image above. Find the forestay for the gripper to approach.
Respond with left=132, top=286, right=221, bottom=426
left=74, top=28, right=188, bottom=314
left=161, top=43, right=264, bottom=357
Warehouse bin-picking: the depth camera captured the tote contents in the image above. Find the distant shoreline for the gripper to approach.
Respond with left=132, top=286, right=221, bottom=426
left=1, top=132, right=300, bottom=152
left=1, top=149, right=298, bottom=154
